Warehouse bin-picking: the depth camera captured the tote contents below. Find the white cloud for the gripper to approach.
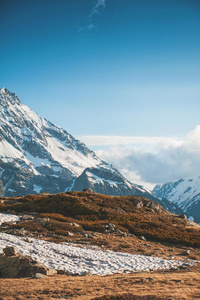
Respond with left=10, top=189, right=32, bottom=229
left=90, top=0, right=106, bottom=17
left=79, top=0, right=106, bottom=32
left=80, top=135, right=182, bottom=148
left=80, top=126, right=200, bottom=189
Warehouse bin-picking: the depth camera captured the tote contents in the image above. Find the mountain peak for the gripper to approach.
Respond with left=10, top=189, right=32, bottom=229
left=0, top=87, right=21, bottom=105
left=1, top=87, right=9, bottom=94
left=0, top=88, right=161, bottom=213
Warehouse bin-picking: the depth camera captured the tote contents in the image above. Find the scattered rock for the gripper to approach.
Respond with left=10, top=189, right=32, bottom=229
left=144, top=243, right=151, bottom=248
left=68, top=232, right=74, bottom=237
left=181, top=250, right=191, bottom=256
left=141, top=277, right=154, bottom=283
left=103, top=223, right=116, bottom=233
left=24, top=237, right=32, bottom=243
left=116, top=229, right=127, bottom=237
left=87, top=233, right=94, bottom=239
left=139, top=235, right=146, bottom=241
left=82, top=188, right=93, bottom=193
left=37, top=217, right=50, bottom=226
left=180, top=213, right=187, bottom=220
left=70, top=222, right=80, bottom=228
left=173, top=279, right=183, bottom=283
left=57, top=269, right=71, bottom=275
left=179, top=265, right=190, bottom=270
left=132, top=199, right=144, bottom=209
left=81, top=271, right=92, bottom=276
left=34, top=273, right=47, bottom=278
left=18, top=228, right=27, bottom=236
left=20, top=215, right=34, bottom=221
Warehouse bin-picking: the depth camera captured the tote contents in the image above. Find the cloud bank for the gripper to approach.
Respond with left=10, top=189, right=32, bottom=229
left=80, top=126, right=200, bottom=189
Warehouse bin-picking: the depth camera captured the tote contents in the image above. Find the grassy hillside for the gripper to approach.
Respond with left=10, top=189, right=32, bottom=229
left=0, top=192, right=199, bottom=247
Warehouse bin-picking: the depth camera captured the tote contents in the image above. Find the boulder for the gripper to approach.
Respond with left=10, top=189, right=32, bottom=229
left=180, top=213, right=187, bottom=220
left=3, top=246, right=17, bottom=256
left=0, top=247, right=56, bottom=278
left=181, top=249, right=191, bottom=256
left=148, top=201, right=162, bottom=212
left=139, top=235, right=146, bottom=241
left=70, top=222, right=80, bottom=228
left=132, top=199, right=144, bottom=209
left=82, top=188, right=93, bottom=193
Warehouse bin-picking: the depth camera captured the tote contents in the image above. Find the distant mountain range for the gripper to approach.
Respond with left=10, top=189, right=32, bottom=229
left=153, top=176, right=200, bottom=223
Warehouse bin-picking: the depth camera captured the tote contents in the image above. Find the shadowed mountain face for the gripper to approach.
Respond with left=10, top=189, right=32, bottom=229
left=0, top=87, right=161, bottom=203
left=153, top=176, right=200, bottom=223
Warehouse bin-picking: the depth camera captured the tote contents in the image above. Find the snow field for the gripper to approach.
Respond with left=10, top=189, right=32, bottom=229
left=0, top=232, right=195, bottom=276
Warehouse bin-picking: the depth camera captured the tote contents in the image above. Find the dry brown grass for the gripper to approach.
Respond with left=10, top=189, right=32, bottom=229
left=0, top=269, right=199, bottom=300
left=1, top=192, right=199, bottom=247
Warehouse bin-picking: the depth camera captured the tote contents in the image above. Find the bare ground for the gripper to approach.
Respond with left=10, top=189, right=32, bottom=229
left=0, top=268, right=200, bottom=300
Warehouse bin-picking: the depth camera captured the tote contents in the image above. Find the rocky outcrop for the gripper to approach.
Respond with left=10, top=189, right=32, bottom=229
left=0, top=246, right=56, bottom=278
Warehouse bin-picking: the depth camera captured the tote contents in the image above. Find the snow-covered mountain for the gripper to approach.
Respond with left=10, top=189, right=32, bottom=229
left=153, top=176, right=200, bottom=223
left=0, top=87, right=160, bottom=201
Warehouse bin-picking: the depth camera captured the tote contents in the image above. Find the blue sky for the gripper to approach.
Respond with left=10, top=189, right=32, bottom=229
left=1, top=0, right=200, bottom=186
left=1, top=0, right=200, bottom=136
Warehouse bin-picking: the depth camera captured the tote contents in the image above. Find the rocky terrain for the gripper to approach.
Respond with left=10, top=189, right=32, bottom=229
left=0, top=192, right=199, bottom=299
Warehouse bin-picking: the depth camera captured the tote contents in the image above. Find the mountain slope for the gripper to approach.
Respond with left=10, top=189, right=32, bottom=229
left=0, top=87, right=157, bottom=200
left=153, top=176, right=200, bottom=223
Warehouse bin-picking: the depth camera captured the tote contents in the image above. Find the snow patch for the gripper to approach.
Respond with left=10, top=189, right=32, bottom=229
left=0, top=233, right=196, bottom=275
left=0, top=140, right=22, bottom=160
left=33, top=184, right=42, bottom=193
left=0, top=213, right=20, bottom=225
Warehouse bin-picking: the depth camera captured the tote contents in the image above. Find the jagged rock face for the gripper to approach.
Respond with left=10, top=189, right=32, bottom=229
left=0, top=87, right=156, bottom=201
left=73, top=166, right=160, bottom=201
left=153, top=176, right=200, bottom=223
left=72, top=167, right=147, bottom=196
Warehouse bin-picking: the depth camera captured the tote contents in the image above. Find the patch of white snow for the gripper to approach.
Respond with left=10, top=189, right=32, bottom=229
left=0, top=233, right=197, bottom=275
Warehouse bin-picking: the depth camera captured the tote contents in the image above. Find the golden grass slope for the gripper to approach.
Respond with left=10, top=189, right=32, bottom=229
left=0, top=192, right=199, bottom=247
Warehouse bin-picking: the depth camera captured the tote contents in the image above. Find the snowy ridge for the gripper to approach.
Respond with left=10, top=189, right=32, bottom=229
left=153, top=176, right=200, bottom=222
left=0, top=88, right=101, bottom=177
